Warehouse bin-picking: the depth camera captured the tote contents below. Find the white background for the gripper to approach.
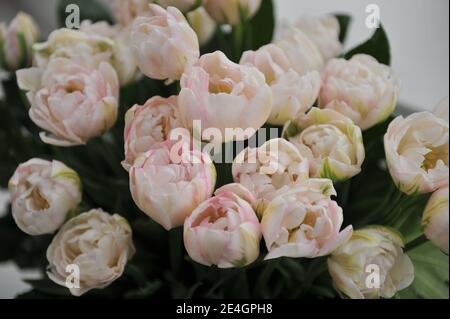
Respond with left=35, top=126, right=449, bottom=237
left=0, top=0, right=449, bottom=298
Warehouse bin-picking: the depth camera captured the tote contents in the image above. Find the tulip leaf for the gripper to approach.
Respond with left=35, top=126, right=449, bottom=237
left=398, top=242, right=449, bottom=299
left=57, top=0, right=113, bottom=28
left=344, top=25, right=391, bottom=65
left=334, top=14, right=352, bottom=44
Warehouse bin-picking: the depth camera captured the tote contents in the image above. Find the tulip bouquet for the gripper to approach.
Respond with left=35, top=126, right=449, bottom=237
left=0, top=0, right=448, bottom=299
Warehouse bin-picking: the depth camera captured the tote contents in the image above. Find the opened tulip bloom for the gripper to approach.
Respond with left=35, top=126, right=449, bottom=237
left=179, top=51, right=272, bottom=143
left=320, top=54, right=399, bottom=130
left=46, top=209, right=135, bottom=296
left=275, top=26, right=324, bottom=76
left=130, top=138, right=216, bottom=230
left=122, top=95, right=181, bottom=170
left=8, top=158, right=82, bottom=235
left=184, top=184, right=261, bottom=268
left=327, top=226, right=414, bottom=299
left=131, top=4, right=200, bottom=81
left=232, top=138, right=310, bottom=213
left=17, top=58, right=119, bottom=146
left=261, top=178, right=353, bottom=260
left=287, top=108, right=365, bottom=182
left=241, top=44, right=321, bottom=125
left=422, top=186, right=449, bottom=254
left=0, top=12, right=39, bottom=71
left=204, top=0, right=261, bottom=25
left=294, top=15, right=342, bottom=61
left=384, top=112, right=449, bottom=195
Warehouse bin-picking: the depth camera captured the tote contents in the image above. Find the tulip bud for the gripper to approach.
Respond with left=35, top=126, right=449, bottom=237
left=131, top=4, right=200, bottom=81
left=130, top=138, right=216, bottom=230
left=287, top=108, right=365, bottom=182
left=112, top=0, right=152, bottom=27
left=17, top=58, right=119, bottom=146
left=184, top=184, right=261, bottom=268
left=422, top=186, right=449, bottom=254
left=46, top=209, right=135, bottom=296
left=261, top=178, right=352, bottom=260
left=179, top=51, right=272, bottom=143
left=384, top=112, right=448, bottom=195
left=1, top=12, right=39, bottom=71
left=204, top=0, right=262, bottom=25
left=320, top=54, right=400, bottom=130
left=240, top=44, right=321, bottom=125
left=187, top=6, right=216, bottom=45
left=157, top=0, right=201, bottom=12
left=294, top=15, right=342, bottom=61
left=232, top=138, right=310, bottom=214
left=123, top=95, right=181, bottom=171
left=8, top=158, right=82, bottom=235
left=328, top=226, right=414, bottom=299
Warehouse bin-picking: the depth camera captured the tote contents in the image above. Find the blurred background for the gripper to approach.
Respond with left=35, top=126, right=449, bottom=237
left=0, top=0, right=449, bottom=298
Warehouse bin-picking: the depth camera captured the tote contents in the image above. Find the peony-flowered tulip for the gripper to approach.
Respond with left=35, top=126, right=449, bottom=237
left=112, top=0, right=152, bottom=27
left=261, top=178, right=353, bottom=260
left=157, top=0, right=200, bottom=12
left=8, top=158, right=82, bottom=235
left=433, top=97, right=449, bottom=123
left=319, top=54, right=400, bottom=130
left=17, top=58, right=119, bottom=146
left=294, top=15, right=342, bottom=61
left=327, top=226, right=414, bottom=299
left=123, top=95, right=181, bottom=170
left=46, top=209, right=135, bottom=296
left=187, top=6, right=216, bottom=46
left=287, top=108, right=365, bottom=182
left=130, top=138, right=216, bottom=230
left=384, top=112, right=448, bottom=195
left=232, top=138, right=310, bottom=213
left=240, top=44, right=321, bottom=125
left=184, top=184, right=261, bottom=268
left=0, top=12, right=39, bottom=71
left=422, top=186, right=449, bottom=254
left=130, top=4, right=200, bottom=81
left=204, top=0, right=262, bottom=25
left=275, top=26, right=324, bottom=76
left=179, top=51, right=272, bottom=143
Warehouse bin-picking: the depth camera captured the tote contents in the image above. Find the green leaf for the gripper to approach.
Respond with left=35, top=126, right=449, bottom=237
left=57, top=0, right=113, bottom=28
left=334, top=14, right=352, bottom=44
left=398, top=242, right=449, bottom=299
left=345, top=25, right=391, bottom=65
left=24, top=278, right=72, bottom=297
left=246, top=0, right=275, bottom=50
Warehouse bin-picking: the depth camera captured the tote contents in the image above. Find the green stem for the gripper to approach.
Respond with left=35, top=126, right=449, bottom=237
left=405, top=234, right=428, bottom=252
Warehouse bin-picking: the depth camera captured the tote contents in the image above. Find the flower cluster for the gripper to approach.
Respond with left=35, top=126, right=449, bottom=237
left=5, top=0, right=448, bottom=299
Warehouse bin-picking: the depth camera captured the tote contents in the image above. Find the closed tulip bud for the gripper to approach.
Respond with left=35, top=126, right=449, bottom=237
left=8, top=158, right=82, bottom=235
left=294, top=15, right=342, bottom=61
left=422, top=186, right=449, bottom=254
left=328, top=226, right=414, bottom=299
left=46, top=209, right=135, bottom=296
left=122, top=95, right=181, bottom=170
left=384, top=112, right=448, bottom=195
left=131, top=4, right=200, bottom=81
left=130, top=138, right=216, bottom=230
left=184, top=184, right=261, bottom=268
left=17, top=58, right=119, bottom=146
left=275, top=26, right=324, bottom=76
left=204, top=0, right=262, bottom=25
left=187, top=6, right=216, bottom=45
left=287, top=108, right=365, bottom=182
left=320, top=54, right=400, bottom=130
left=1, top=12, right=39, bottom=71
left=241, top=44, right=321, bottom=125
left=232, top=138, right=310, bottom=214
left=179, top=51, right=272, bottom=143
left=261, top=178, right=352, bottom=260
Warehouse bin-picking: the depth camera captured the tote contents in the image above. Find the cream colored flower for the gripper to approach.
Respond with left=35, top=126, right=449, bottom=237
left=328, top=226, right=414, bottom=299
left=46, top=209, right=135, bottom=296
left=187, top=6, right=216, bottom=45
left=422, top=186, right=449, bottom=254
left=287, top=108, right=365, bottom=182
left=384, top=112, right=448, bottom=195
left=204, top=0, right=262, bottom=25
